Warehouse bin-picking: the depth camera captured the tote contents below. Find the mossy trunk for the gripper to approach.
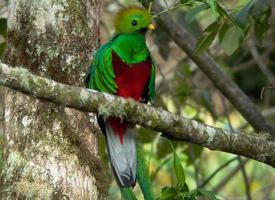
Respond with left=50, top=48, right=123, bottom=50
left=1, top=0, right=107, bottom=199
left=0, top=87, right=4, bottom=135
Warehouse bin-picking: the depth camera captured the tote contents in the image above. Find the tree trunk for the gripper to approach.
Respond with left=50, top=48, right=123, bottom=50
left=1, top=0, right=107, bottom=199
left=0, top=87, right=4, bottom=135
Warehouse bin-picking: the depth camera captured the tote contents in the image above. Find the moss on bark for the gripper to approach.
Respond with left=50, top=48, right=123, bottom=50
left=1, top=0, right=106, bottom=199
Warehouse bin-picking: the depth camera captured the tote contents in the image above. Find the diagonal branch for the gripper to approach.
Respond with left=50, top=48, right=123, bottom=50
left=247, top=40, right=275, bottom=87
left=0, top=62, right=275, bottom=168
left=141, top=1, right=275, bottom=137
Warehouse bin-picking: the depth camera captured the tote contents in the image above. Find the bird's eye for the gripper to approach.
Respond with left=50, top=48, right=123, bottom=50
left=131, top=20, right=138, bottom=26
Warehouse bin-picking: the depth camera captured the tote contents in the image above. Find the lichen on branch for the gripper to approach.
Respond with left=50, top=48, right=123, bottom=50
left=1, top=62, right=275, bottom=168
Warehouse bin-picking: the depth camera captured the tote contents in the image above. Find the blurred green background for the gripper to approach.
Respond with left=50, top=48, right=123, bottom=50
left=0, top=0, right=274, bottom=199
left=99, top=0, right=275, bottom=199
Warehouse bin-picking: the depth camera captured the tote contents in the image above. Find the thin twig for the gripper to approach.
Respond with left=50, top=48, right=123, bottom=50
left=199, top=156, right=239, bottom=188
left=248, top=40, right=275, bottom=87
left=214, top=159, right=249, bottom=192
left=153, top=4, right=185, bottom=17
left=231, top=48, right=273, bottom=73
left=238, top=157, right=252, bottom=200
left=221, top=95, right=252, bottom=200
left=148, top=1, right=152, bottom=13
left=262, top=107, right=275, bottom=118
left=151, top=156, right=172, bottom=181
left=153, top=0, right=194, bottom=18
left=188, top=145, right=201, bottom=187
left=261, top=86, right=275, bottom=100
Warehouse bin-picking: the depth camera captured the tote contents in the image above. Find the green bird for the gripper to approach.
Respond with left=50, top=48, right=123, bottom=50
left=85, top=6, right=155, bottom=191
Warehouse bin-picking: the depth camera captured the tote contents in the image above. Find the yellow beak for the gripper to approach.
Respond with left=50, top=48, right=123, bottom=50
left=147, top=23, right=156, bottom=30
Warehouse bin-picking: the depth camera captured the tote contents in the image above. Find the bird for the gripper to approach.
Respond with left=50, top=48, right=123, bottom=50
left=85, top=6, right=155, bottom=189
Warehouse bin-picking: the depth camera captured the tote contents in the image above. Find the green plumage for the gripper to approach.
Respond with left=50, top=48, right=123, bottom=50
left=120, top=187, right=138, bottom=200
left=85, top=5, right=156, bottom=199
left=87, top=33, right=156, bottom=102
left=137, top=143, right=154, bottom=200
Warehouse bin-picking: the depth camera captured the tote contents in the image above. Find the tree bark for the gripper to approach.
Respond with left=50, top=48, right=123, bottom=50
left=0, top=87, right=4, bottom=135
left=1, top=0, right=107, bottom=199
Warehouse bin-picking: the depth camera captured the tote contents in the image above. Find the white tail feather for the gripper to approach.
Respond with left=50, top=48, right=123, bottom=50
left=105, top=121, right=137, bottom=187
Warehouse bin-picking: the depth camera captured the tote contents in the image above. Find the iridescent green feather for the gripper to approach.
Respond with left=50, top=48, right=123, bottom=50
left=86, top=5, right=156, bottom=200
left=120, top=187, right=137, bottom=200
left=148, top=61, right=156, bottom=103
left=88, top=42, right=117, bottom=94
left=112, top=33, right=149, bottom=64
left=87, top=34, right=155, bottom=100
left=137, top=143, right=154, bottom=200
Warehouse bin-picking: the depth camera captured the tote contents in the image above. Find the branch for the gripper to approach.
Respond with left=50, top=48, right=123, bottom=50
left=142, top=1, right=275, bottom=137
left=213, top=159, right=250, bottom=192
left=199, top=156, right=239, bottom=188
left=248, top=40, right=275, bottom=87
left=1, top=62, right=275, bottom=168
left=238, top=157, right=252, bottom=200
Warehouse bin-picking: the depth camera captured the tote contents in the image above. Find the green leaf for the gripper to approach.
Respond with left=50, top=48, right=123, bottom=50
left=218, top=21, right=230, bottom=43
left=156, top=138, right=173, bottom=159
left=235, top=1, right=254, bottom=29
left=158, top=187, right=177, bottom=200
left=252, top=0, right=269, bottom=15
left=195, top=22, right=220, bottom=54
left=185, top=4, right=208, bottom=23
left=184, top=144, right=203, bottom=166
left=173, top=151, right=186, bottom=184
left=0, top=136, right=5, bottom=173
left=252, top=0, right=271, bottom=41
left=180, top=0, right=191, bottom=3
left=136, top=143, right=154, bottom=200
left=157, top=184, right=191, bottom=200
left=168, top=141, right=187, bottom=188
left=216, top=4, right=239, bottom=27
left=0, top=18, right=7, bottom=37
left=220, top=26, right=243, bottom=55
left=137, top=127, right=157, bottom=143
left=120, top=187, right=138, bottom=200
left=97, top=134, right=109, bottom=168
left=0, top=42, right=6, bottom=57
left=197, top=189, right=220, bottom=200
left=206, top=0, right=218, bottom=19
left=204, top=21, right=219, bottom=32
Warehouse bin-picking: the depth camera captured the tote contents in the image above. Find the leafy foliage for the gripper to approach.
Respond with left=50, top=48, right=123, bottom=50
left=195, top=21, right=220, bottom=54
left=157, top=143, right=219, bottom=200
left=168, top=0, right=272, bottom=55
left=0, top=18, right=7, bottom=56
left=158, top=186, right=220, bottom=200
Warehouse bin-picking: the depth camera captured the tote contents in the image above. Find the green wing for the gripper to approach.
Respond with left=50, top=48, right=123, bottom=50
left=86, top=41, right=155, bottom=101
left=86, top=42, right=117, bottom=94
left=148, top=60, right=156, bottom=103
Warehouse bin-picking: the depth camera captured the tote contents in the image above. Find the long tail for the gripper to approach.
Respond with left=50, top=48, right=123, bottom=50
left=120, top=187, right=137, bottom=200
left=104, top=117, right=137, bottom=187
left=137, top=143, right=154, bottom=200
left=120, top=143, right=154, bottom=200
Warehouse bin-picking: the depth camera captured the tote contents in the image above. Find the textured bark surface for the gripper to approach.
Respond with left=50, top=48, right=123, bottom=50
left=0, top=87, right=4, bottom=135
left=1, top=0, right=107, bottom=199
left=1, top=63, right=275, bottom=168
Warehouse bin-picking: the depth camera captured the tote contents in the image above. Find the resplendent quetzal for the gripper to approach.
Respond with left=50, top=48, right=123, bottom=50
left=85, top=6, right=155, bottom=187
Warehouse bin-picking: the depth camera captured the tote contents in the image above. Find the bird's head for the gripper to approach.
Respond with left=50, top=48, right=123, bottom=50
left=114, top=6, right=155, bottom=34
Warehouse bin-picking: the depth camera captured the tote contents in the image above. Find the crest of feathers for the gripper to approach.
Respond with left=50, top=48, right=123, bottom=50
left=115, top=6, right=149, bottom=23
